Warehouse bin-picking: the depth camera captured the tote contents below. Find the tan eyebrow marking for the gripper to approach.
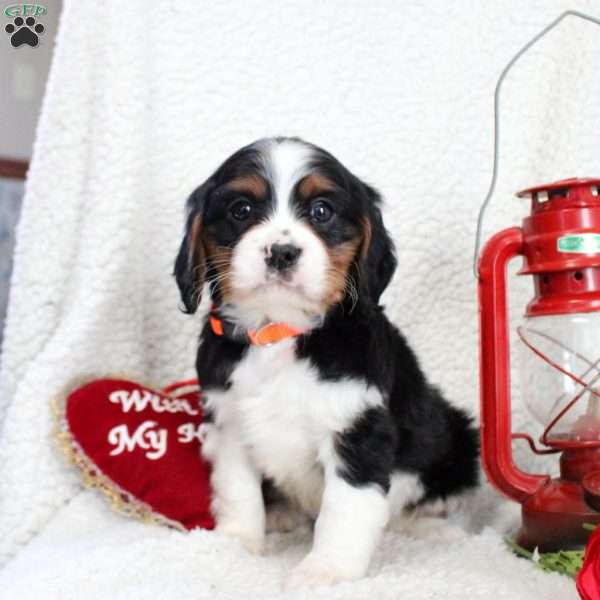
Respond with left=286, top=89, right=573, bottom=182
left=298, top=173, right=336, bottom=198
left=226, top=174, right=267, bottom=199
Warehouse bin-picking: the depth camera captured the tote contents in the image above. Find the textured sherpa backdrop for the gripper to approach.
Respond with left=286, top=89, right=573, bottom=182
left=0, top=1, right=599, bottom=598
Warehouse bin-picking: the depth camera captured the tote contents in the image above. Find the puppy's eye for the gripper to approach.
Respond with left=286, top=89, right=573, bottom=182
left=309, top=199, right=333, bottom=223
left=230, top=199, right=252, bottom=221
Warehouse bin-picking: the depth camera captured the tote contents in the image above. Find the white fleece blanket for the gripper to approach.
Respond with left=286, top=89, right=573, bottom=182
left=1, top=0, right=599, bottom=597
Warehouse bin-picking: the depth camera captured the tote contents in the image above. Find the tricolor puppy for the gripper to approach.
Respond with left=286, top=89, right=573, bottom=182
left=174, top=137, right=478, bottom=588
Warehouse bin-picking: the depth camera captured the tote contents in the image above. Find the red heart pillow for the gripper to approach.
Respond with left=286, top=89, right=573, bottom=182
left=57, top=378, right=214, bottom=530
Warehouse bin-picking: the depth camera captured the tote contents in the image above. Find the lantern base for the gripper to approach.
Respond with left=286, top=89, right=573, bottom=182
left=515, top=478, right=600, bottom=552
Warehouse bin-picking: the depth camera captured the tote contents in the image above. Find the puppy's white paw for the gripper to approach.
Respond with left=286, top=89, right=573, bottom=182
left=266, top=505, right=310, bottom=533
left=216, top=522, right=265, bottom=555
left=284, top=554, right=356, bottom=590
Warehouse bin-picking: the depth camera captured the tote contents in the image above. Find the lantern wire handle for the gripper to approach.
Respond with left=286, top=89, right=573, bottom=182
left=473, top=10, right=600, bottom=278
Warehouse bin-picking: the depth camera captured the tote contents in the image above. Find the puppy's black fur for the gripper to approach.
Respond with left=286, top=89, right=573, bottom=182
left=297, top=302, right=479, bottom=499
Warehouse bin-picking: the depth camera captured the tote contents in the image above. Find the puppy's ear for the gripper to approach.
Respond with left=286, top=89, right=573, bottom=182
left=174, top=185, right=211, bottom=314
left=359, top=184, right=397, bottom=304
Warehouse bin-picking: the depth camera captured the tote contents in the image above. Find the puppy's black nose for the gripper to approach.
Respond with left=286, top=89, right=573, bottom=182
left=266, top=243, right=302, bottom=271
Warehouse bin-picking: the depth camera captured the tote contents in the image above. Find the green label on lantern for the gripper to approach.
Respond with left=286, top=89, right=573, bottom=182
left=557, top=234, right=600, bottom=254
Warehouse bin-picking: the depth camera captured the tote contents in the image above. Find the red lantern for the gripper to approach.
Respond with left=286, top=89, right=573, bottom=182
left=479, top=178, right=600, bottom=551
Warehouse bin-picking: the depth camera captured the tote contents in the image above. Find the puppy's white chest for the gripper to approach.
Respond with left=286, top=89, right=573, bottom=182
left=230, top=341, right=322, bottom=487
left=214, top=338, right=382, bottom=509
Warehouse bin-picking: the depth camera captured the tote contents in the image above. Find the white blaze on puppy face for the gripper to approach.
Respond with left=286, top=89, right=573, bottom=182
left=228, top=139, right=333, bottom=327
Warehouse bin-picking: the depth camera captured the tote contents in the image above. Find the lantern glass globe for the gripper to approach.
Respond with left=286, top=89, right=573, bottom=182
left=519, top=312, right=600, bottom=442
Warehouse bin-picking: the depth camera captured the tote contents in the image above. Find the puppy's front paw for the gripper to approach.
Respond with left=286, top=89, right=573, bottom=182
left=284, top=554, right=356, bottom=590
left=216, top=522, right=265, bottom=555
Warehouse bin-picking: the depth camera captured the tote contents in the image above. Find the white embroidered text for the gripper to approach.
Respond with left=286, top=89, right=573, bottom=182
left=109, top=389, right=199, bottom=416
left=177, top=422, right=206, bottom=444
left=108, top=421, right=168, bottom=460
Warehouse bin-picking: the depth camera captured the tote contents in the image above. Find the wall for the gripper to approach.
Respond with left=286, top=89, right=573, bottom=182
left=0, top=0, right=62, bottom=348
left=0, top=0, right=61, bottom=160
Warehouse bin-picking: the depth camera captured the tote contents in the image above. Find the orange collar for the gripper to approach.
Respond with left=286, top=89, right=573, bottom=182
left=209, top=313, right=304, bottom=346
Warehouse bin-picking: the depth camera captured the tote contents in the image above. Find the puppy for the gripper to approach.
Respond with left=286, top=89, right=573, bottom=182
left=174, top=137, right=479, bottom=588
